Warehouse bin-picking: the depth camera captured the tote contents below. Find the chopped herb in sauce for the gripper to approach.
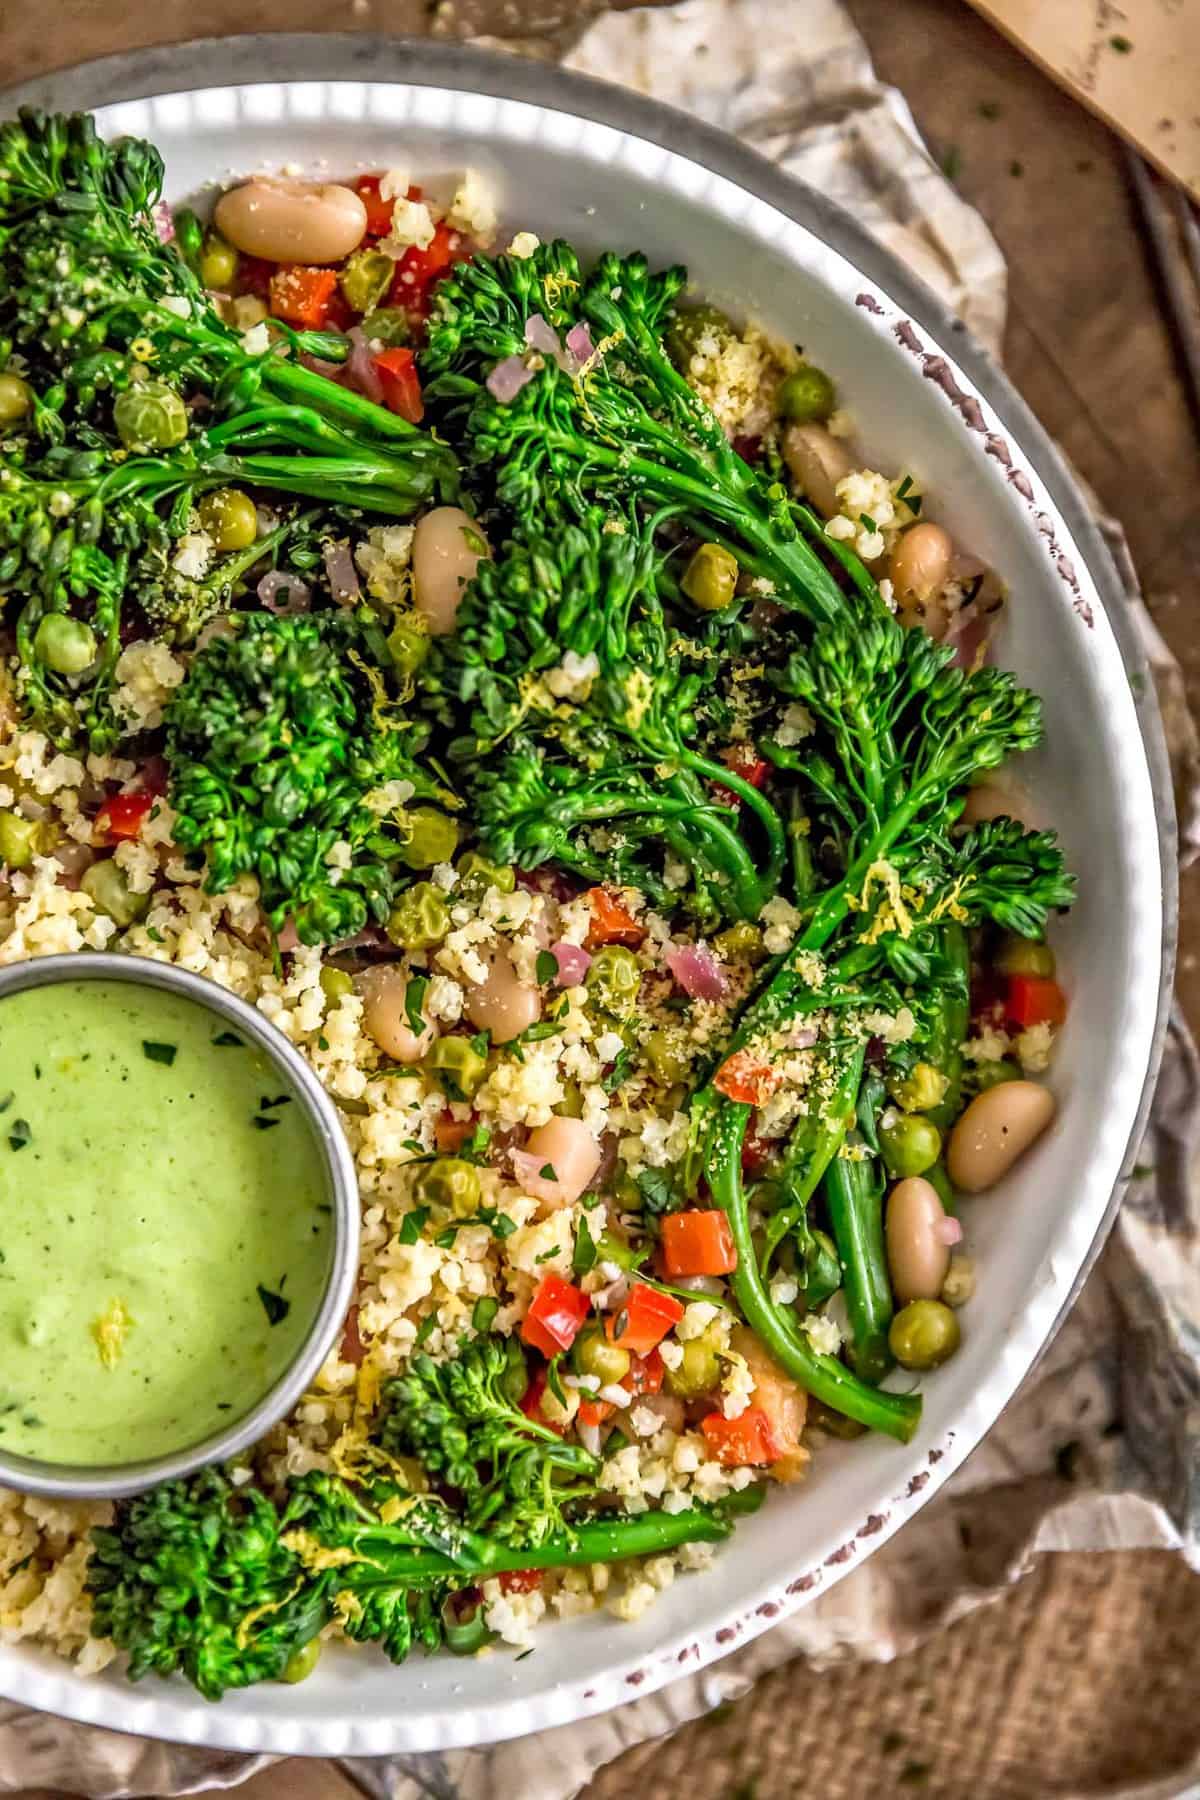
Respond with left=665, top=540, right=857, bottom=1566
left=8, top=1119, right=31, bottom=1151
left=252, top=1115, right=281, bottom=1131
left=256, top=1284, right=291, bottom=1326
left=142, top=1040, right=177, bottom=1066
left=472, top=1296, right=499, bottom=1334
left=212, top=1030, right=243, bottom=1047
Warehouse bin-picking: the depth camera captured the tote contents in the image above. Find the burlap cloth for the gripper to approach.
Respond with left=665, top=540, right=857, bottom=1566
left=3, top=4, right=1198, bottom=1795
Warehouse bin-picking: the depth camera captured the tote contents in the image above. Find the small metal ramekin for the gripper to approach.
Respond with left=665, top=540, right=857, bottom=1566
left=0, top=952, right=359, bottom=1500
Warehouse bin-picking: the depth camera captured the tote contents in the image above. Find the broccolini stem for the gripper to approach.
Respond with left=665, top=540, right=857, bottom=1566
left=823, top=1148, right=893, bottom=1386
left=709, top=1107, right=921, bottom=1442
left=760, top=1048, right=864, bottom=1274
left=924, top=922, right=970, bottom=1131
left=683, top=750, right=787, bottom=899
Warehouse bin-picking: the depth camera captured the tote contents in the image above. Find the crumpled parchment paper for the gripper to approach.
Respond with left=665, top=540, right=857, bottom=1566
left=1, top=2, right=1193, bottom=1794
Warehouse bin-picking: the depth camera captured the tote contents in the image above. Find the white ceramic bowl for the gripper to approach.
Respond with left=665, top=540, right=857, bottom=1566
left=0, top=36, right=1175, bottom=1758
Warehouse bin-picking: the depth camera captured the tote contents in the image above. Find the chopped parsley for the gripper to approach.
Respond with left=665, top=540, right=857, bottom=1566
left=212, top=1030, right=243, bottom=1048
left=572, top=1214, right=598, bottom=1277
left=538, top=1163, right=557, bottom=1181
left=142, top=1041, right=177, bottom=1066
left=535, top=949, right=559, bottom=985
left=256, top=1284, right=290, bottom=1326
left=1109, top=34, right=1132, bottom=52
left=7, top=1119, right=31, bottom=1152
left=399, top=1207, right=430, bottom=1245
left=404, top=974, right=429, bottom=1037
left=414, top=1312, right=438, bottom=1348
left=252, top=1115, right=281, bottom=1131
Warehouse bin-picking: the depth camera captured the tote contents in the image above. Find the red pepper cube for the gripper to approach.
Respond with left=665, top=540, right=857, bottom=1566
left=520, top=1274, right=590, bottom=1358
left=701, top=1407, right=782, bottom=1467
left=660, top=1210, right=738, bottom=1278
left=268, top=266, right=340, bottom=330
left=584, top=886, right=646, bottom=949
left=1004, top=973, right=1067, bottom=1031
left=94, top=790, right=154, bottom=843
left=605, top=1283, right=684, bottom=1356
left=713, top=1050, right=781, bottom=1107
left=372, top=346, right=424, bottom=423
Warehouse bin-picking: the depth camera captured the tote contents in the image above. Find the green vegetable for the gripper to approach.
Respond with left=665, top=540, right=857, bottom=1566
left=571, top=1327, right=630, bottom=1388
left=0, top=811, right=40, bottom=869
left=386, top=620, right=431, bottom=681
left=995, top=932, right=1055, bottom=978
left=441, top=1592, right=490, bottom=1655
left=198, top=231, right=238, bottom=291
left=423, top=1036, right=488, bottom=1099
left=387, top=882, right=450, bottom=950
left=281, top=1638, right=321, bottom=1684
left=416, top=1158, right=482, bottom=1219
left=361, top=306, right=412, bottom=348
left=196, top=488, right=258, bottom=553
left=823, top=1151, right=893, bottom=1385
left=776, top=364, right=835, bottom=424
left=970, top=1058, right=1020, bottom=1093
left=341, top=248, right=394, bottom=315
left=0, top=372, right=33, bottom=423
left=643, top=1028, right=689, bottom=1086
left=713, top=922, right=766, bottom=965
left=456, top=851, right=515, bottom=897
left=681, top=542, right=739, bottom=612
left=923, top=922, right=970, bottom=1129
left=319, top=966, right=355, bottom=1002
left=81, top=858, right=148, bottom=927
left=0, top=108, right=457, bottom=747
left=586, top=945, right=641, bottom=1019
left=879, top=1113, right=942, bottom=1179
left=33, top=614, right=96, bottom=675
left=887, top=1061, right=949, bottom=1115
left=889, top=1299, right=960, bottom=1370
left=166, top=610, right=453, bottom=945
left=664, top=303, right=734, bottom=371
left=665, top=1332, right=720, bottom=1399
left=399, top=807, right=460, bottom=870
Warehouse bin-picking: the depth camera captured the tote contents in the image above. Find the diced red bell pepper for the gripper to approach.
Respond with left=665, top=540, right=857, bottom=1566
left=970, top=969, right=1007, bottom=1029
left=1005, top=974, right=1067, bottom=1031
left=389, top=221, right=466, bottom=312
left=521, top=1274, right=590, bottom=1358
left=714, top=1050, right=781, bottom=1107
left=339, top=1302, right=366, bottom=1368
left=742, top=1123, right=773, bottom=1178
left=353, top=174, right=396, bottom=237
left=577, top=1397, right=616, bottom=1427
left=372, top=346, right=425, bottom=423
left=94, top=790, right=154, bottom=843
left=605, top=1283, right=684, bottom=1356
left=585, top=886, right=645, bottom=949
left=627, top=1348, right=665, bottom=1396
left=518, top=1366, right=565, bottom=1435
left=660, top=1210, right=738, bottom=1278
left=435, top=1111, right=476, bottom=1154
left=714, top=743, right=770, bottom=804
left=269, top=266, right=340, bottom=330
left=701, top=1406, right=783, bottom=1467
left=499, top=1568, right=543, bottom=1595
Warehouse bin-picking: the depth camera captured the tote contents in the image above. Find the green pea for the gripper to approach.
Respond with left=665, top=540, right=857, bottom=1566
left=281, top=1638, right=321, bottom=1684
left=682, top=542, right=739, bottom=613
left=594, top=1231, right=642, bottom=1272
left=559, top=1081, right=585, bottom=1120
left=360, top=307, right=412, bottom=349
left=199, top=230, right=239, bottom=291
left=81, top=859, right=149, bottom=928
left=887, top=1060, right=949, bottom=1115
left=776, top=363, right=836, bottom=424
left=571, top=1326, right=630, bottom=1387
left=713, top=922, right=766, bottom=965
left=416, top=1158, right=481, bottom=1219
left=644, top=1028, right=690, bottom=1087
left=386, top=881, right=450, bottom=950
left=889, top=1299, right=961, bottom=1371
left=612, top=1171, right=643, bottom=1212
left=33, top=614, right=96, bottom=676
left=665, top=1333, right=720, bottom=1399
left=994, top=933, right=1056, bottom=978
left=320, top=966, right=355, bottom=1003
left=197, top=487, right=258, bottom=552
left=586, top=945, right=642, bottom=1020
left=0, top=373, right=33, bottom=425
left=456, top=850, right=516, bottom=898
left=805, top=1397, right=867, bottom=1440
left=399, top=807, right=460, bottom=871
left=665, top=303, right=734, bottom=372
left=114, top=379, right=187, bottom=451
left=880, top=1112, right=942, bottom=1179
left=340, top=248, right=394, bottom=315
left=971, top=1058, right=1021, bottom=1093
left=423, top=1035, right=488, bottom=1100
left=386, top=619, right=430, bottom=681
left=0, top=811, right=40, bottom=870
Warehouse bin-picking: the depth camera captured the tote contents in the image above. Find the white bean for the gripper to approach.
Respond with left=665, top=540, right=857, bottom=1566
left=213, top=178, right=367, bottom=265
left=411, top=507, right=490, bottom=636
left=523, top=1117, right=603, bottom=1206
left=464, top=949, right=540, bottom=1044
left=358, top=966, right=436, bottom=1062
left=889, top=522, right=953, bottom=632
left=886, top=1177, right=951, bottom=1303
left=781, top=423, right=854, bottom=520
left=946, top=1080, right=1057, bottom=1193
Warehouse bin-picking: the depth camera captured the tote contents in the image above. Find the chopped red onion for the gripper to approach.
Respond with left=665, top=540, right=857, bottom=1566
left=509, top=1148, right=563, bottom=1203
left=524, top=313, right=564, bottom=359
left=277, top=917, right=301, bottom=953
left=323, top=542, right=361, bottom=604
left=785, top=1023, right=819, bottom=1051
left=664, top=942, right=728, bottom=1001
left=550, top=940, right=592, bottom=986
left=299, top=350, right=347, bottom=381
left=257, top=570, right=312, bottom=615
left=53, top=841, right=94, bottom=882
left=153, top=202, right=175, bottom=244
left=937, top=1216, right=964, bottom=1246
left=672, top=1273, right=725, bottom=1297
left=565, top=322, right=595, bottom=364
left=577, top=1421, right=602, bottom=1457
left=343, top=326, right=384, bottom=405
left=486, top=355, right=535, bottom=403
left=945, top=600, right=994, bottom=671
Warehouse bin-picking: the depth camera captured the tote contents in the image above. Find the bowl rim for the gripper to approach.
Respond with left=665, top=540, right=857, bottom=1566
left=0, top=951, right=360, bottom=1500
left=0, top=31, right=1178, bottom=1752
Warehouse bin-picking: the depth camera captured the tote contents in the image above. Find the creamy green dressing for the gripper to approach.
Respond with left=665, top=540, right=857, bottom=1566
left=0, top=978, right=332, bottom=1467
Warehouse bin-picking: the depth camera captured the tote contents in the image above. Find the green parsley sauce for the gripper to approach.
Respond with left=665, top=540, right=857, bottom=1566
left=0, top=979, right=331, bottom=1466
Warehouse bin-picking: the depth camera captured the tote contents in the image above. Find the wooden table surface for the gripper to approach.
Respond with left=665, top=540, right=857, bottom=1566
left=6, top=1, right=1199, bottom=1795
